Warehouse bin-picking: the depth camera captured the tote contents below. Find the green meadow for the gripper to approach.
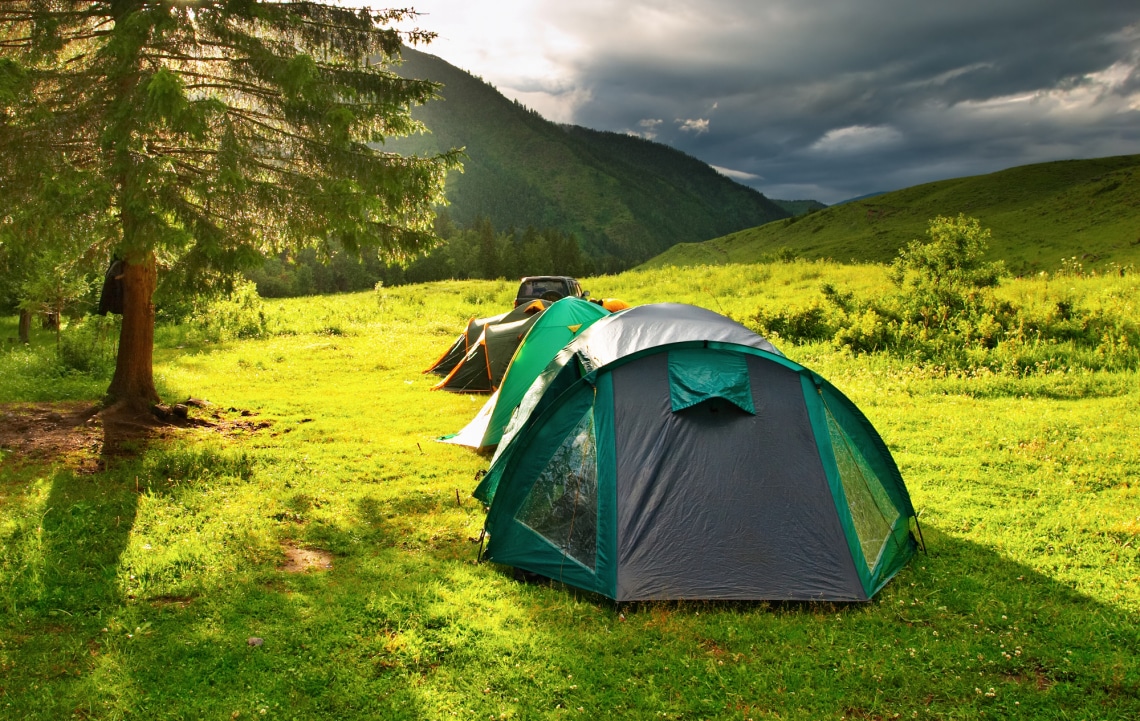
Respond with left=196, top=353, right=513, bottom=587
left=1, top=262, right=1137, bottom=720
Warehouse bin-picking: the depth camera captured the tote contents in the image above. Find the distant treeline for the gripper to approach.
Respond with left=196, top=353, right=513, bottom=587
left=246, top=212, right=611, bottom=298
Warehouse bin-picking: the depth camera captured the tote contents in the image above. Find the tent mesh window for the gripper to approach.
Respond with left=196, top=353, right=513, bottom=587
left=825, top=408, right=899, bottom=573
left=517, top=411, right=598, bottom=570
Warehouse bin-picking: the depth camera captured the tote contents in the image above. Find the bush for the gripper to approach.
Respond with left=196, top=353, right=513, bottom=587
left=832, top=309, right=893, bottom=354
left=158, top=279, right=269, bottom=344
left=750, top=302, right=836, bottom=343
left=57, top=314, right=120, bottom=375
left=193, top=279, right=268, bottom=341
left=749, top=215, right=1140, bottom=374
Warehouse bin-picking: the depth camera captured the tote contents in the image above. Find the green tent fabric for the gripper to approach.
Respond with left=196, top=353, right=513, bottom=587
left=668, top=348, right=755, bottom=414
left=441, top=297, right=610, bottom=450
left=475, top=303, right=918, bottom=602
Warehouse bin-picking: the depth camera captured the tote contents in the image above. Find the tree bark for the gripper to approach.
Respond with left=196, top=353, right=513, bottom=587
left=106, top=252, right=160, bottom=410
left=18, top=309, right=31, bottom=344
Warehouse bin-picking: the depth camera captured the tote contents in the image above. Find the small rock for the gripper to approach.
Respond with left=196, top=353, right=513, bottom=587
left=247, top=637, right=263, bottom=647
left=171, top=404, right=189, bottom=419
left=240, top=409, right=253, bottom=417
left=47, top=412, right=63, bottom=422
left=152, top=404, right=172, bottom=420
left=184, top=397, right=211, bottom=408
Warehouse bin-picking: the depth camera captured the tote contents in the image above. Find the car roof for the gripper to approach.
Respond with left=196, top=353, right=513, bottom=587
left=520, top=276, right=576, bottom=282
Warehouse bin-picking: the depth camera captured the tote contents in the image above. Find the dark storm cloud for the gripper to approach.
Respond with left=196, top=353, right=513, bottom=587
left=542, top=0, right=1140, bottom=203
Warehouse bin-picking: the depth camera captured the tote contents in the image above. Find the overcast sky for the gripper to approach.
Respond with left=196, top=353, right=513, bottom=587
left=385, top=1, right=1140, bottom=204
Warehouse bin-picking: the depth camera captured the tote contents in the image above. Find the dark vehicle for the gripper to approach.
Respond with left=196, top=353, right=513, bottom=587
left=514, top=276, right=589, bottom=307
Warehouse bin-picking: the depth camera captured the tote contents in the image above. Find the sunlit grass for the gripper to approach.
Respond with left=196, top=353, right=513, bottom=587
left=0, top=267, right=1137, bottom=719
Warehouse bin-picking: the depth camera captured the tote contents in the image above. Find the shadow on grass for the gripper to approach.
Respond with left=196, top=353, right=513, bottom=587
left=454, top=524, right=1140, bottom=719
left=3, top=418, right=152, bottom=619
left=38, top=466, right=140, bottom=616
left=2, top=472, right=1137, bottom=719
left=0, top=445, right=142, bottom=718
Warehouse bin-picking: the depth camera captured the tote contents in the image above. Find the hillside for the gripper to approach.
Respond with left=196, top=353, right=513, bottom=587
left=385, top=47, right=789, bottom=265
left=643, top=155, right=1140, bottom=273
left=771, top=199, right=829, bottom=216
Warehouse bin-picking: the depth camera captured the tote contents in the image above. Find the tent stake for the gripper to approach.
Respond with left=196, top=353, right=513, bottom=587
left=475, top=528, right=486, bottom=563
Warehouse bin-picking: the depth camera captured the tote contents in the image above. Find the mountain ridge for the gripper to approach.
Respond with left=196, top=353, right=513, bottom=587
left=386, top=46, right=790, bottom=267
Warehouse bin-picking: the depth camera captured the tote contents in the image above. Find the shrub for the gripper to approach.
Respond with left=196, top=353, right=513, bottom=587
left=57, top=314, right=120, bottom=375
left=750, top=302, right=836, bottom=343
left=194, top=279, right=268, bottom=341
left=158, top=279, right=269, bottom=344
left=750, top=215, right=1140, bottom=374
left=832, top=308, right=893, bottom=354
left=887, top=214, right=1006, bottom=292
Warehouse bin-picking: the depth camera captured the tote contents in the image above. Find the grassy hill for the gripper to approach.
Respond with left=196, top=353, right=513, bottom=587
left=386, top=47, right=789, bottom=264
left=644, top=155, right=1140, bottom=273
left=771, top=198, right=829, bottom=216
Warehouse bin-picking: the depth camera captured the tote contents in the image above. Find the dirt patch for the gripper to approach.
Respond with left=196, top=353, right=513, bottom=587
left=279, top=544, right=334, bottom=573
left=0, top=402, right=102, bottom=468
left=1033, top=666, right=1055, bottom=691
left=0, top=401, right=274, bottom=470
left=1003, top=666, right=1055, bottom=691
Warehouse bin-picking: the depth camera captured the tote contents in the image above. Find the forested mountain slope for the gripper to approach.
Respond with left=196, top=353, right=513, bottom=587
left=386, top=47, right=789, bottom=266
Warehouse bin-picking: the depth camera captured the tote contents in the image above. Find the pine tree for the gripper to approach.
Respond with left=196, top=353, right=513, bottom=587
left=0, top=1, right=458, bottom=414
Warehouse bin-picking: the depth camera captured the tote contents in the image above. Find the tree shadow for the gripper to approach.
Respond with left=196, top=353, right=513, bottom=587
left=3, top=457, right=1136, bottom=719
left=37, top=464, right=141, bottom=615
left=469, top=524, right=1139, bottom=718
left=0, top=455, right=142, bottom=719
left=0, top=404, right=146, bottom=618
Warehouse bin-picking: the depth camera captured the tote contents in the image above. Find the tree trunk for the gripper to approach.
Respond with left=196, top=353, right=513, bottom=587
left=18, top=309, right=31, bottom=344
left=106, top=252, right=160, bottom=410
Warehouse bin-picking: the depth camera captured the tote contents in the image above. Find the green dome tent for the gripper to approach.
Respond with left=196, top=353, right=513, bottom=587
left=475, top=303, right=918, bottom=602
left=441, top=297, right=611, bottom=450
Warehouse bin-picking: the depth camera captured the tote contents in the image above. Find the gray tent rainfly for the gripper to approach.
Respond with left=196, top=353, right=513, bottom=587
left=474, top=303, right=919, bottom=602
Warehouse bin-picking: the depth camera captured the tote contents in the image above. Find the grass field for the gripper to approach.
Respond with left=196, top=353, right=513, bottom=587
left=1, top=264, right=1137, bottom=719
